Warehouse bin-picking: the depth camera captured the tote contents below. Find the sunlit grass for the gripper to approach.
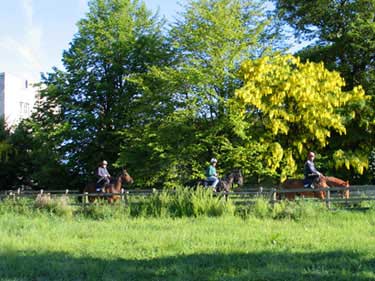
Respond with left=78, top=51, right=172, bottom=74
left=1, top=208, right=375, bottom=280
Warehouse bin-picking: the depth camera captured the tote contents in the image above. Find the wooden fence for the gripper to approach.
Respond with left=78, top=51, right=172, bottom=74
left=1, top=185, right=375, bottom=209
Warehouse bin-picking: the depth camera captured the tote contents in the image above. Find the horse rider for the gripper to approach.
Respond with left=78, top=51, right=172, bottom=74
left=206, top=158, right=219, bottom=189
left=303, top=152, right=323, bottom=189
left=97, top=160, right=111, bottom=192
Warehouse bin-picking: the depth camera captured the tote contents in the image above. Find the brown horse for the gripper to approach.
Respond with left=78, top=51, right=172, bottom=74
left=325, top=176, right=350, bottom=199
left=278, top=176, right=328, bottom=200
left=83, top=169, right=133, bottom=203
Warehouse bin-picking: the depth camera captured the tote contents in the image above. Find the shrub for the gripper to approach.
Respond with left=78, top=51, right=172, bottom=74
left=252, top=197, right=271, bottom=218
left=272, top=199, right=326, bottom=221
left=191, top=187, right=235, bottom=217
left=127, top=186, right=234, bottom=218
left=78, top=202, right=129, bottom=220
left=34, top=194, right=73, bottom=218
left=0, top=197, right=32, bottom=215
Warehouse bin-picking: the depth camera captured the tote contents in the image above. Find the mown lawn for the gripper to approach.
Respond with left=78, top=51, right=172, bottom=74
left=1, top=209, right=375, bottom=281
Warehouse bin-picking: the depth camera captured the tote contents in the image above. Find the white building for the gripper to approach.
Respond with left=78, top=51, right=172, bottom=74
left=0, top=72, right=38, bottom=128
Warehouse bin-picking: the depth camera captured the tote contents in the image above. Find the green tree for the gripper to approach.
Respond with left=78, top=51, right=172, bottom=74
left=117, top=0, right=275, bottom=186
left=33, top=0, right=172, bottom=187
left=274, top=0, right=375, bottom=181
left=233, top=54, right=368, bottom=181
left=0, top=119, right=71, bottom=190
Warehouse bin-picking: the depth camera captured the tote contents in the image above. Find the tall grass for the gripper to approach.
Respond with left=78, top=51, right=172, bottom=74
left=2, top=190, right=374, bottom=221
left=1, top=211, right=375, bottom=281
left=128, top=186, right=234, bottom=217
left=0, top=186, right=235, bottom=219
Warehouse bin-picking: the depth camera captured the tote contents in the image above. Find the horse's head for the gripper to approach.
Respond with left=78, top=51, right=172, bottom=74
left=325, top=176, right=350, bottom=199
left=230, top=169, right=244, bottom=186
left=236, top=169, right=244, bottom=186
left=120, top=169, right=134, bottom=185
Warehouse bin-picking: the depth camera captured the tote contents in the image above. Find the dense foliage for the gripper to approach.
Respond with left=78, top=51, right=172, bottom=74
left=234, top=54, right=368, bottom=180
left=274, top=0, right=375, bottom=181
left=1, top=0, right=375, bottom=189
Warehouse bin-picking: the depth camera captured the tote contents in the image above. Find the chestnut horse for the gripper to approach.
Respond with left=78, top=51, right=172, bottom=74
left=325, top=176, right=350, bottom=199
left=83, top=169, right=133, bottom=203
left=278, top=176, right=328, bottom=200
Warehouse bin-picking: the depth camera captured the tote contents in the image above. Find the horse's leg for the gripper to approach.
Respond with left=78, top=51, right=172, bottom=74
left=319, top=191, right=325, bottom=200
left=345, top=189, right=350, bottom=199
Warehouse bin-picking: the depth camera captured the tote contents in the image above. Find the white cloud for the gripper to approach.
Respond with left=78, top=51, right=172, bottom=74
left=0, top=37, right=42, bottom=70
left=0, top=0, right=44, bottom=81
left=22, top=0, right=43, bottom=51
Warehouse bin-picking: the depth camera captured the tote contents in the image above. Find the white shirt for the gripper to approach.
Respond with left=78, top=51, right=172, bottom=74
left=98, top=166, right=110, bottom=177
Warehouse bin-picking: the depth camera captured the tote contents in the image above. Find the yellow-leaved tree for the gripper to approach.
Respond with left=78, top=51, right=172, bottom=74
left=233, top=54, right=368, bottom=181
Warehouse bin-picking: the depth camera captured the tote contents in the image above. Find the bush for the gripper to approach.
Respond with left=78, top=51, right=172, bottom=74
left=252, top=197, right=271, bottom=219
left=78, top=202, right=129, bottom=220
left=272, top=199, right=327, bottom=221
left=34, top=194, right=73, bottom=218
left=191, top=187, right=235, bottom=217
left=0, top=197, right=32, bottom=215
left=127, top=186, right=234, bottom=218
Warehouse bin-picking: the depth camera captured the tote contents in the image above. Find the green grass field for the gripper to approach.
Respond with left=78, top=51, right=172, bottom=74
left=1, top=205, right=375, bottom=281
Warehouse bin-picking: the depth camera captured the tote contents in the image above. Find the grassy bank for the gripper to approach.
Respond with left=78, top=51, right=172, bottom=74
left=1, top=207, right=375, bottom=280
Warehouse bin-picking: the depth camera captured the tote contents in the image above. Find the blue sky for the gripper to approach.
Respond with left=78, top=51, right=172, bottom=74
left=0, top=0, right=182, bottom=81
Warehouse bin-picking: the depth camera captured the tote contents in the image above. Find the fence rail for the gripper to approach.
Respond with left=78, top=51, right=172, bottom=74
left=1, top=185, right=375, bottom=209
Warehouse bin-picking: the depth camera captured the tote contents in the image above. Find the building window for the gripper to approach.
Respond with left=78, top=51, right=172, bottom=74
left=19, top=102, right=30, bottom=116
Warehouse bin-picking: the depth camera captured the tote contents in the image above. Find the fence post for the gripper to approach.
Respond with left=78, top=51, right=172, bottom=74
left=326, top=187, right=331, bottom=209
left=271, top=188, right=277, bottom=206
left=83, top=192, right=88, bottom=206
left=258, top=186, right=263, bottom=197
left=9, top=191, right=14, bottom=201
left=121, top=188, right=125, bottom=202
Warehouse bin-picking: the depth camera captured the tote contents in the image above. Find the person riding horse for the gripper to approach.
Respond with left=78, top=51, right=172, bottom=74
left=206, top=158, right=219, bottom=189
left=96, top=160, right=111, bottom=192
left=303, top=152, right=323, bottom=189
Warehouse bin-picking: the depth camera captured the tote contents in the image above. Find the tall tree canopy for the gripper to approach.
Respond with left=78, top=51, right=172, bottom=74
left=274, top=0, right=375, bottom=180
left=117, top=0, right=276, bottom=186
left=33, top=0, right=172, bottom=186
left=233, top=54, right=368, bottom=181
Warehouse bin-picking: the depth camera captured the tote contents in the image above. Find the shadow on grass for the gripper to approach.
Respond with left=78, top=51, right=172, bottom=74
left=0, top=250, right=374, bottom=281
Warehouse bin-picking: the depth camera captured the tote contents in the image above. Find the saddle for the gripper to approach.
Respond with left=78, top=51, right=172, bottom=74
left=96, top=178, right=107, bottom=192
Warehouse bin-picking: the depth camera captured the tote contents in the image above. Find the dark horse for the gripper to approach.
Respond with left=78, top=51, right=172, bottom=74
left=215, top=169, right=244, bottom=192
left=278, top=176, right=328, bottom=200
left=325, top=176, right=350, bottom=199
left=83, top=169, right=134, bottom=203
left=191, top=169, right=244, bottom=192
